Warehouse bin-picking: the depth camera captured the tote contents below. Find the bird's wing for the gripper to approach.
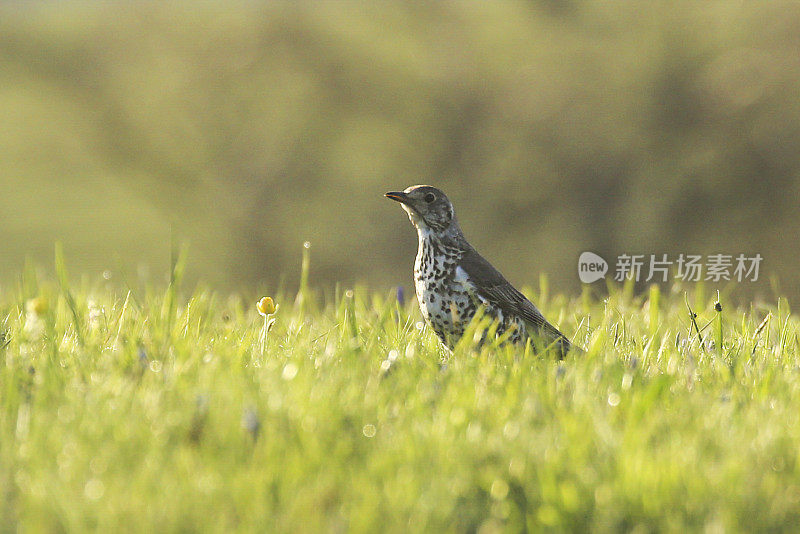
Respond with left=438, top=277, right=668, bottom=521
left=458, top=247, right=574, bottom=352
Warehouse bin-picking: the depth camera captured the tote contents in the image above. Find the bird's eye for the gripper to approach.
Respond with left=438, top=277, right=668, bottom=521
left=424, top=193, right=436, bottom=203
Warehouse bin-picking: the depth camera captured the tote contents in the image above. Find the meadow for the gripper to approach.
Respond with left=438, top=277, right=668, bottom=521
left=1, top=249, right=799, bottom=532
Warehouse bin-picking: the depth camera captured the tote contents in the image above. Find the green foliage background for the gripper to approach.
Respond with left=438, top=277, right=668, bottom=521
left=1, top=1, right=798, bottom=298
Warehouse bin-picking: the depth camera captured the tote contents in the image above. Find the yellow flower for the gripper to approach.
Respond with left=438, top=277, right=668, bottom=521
left=26, top=297, right=49, bottom=316
left=257, top=296, right=276, bottom=316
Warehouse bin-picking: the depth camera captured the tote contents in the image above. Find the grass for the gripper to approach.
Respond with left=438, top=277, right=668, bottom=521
left=1, top=252, right=799, bottom=532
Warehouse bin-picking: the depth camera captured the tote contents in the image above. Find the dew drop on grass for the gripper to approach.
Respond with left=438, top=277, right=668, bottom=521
left=15, top=404, right=30, bottom=440
left=268, top=392, right=282, bottom=411
left=508, top=457, right=526, bottom=478
left=84, top=479, right=105, bottom=500
left=362, top=424, right=376, bottom=438
left=538, top=505, right=560, bottom=526
left=282, top=362, right=298, bottom=381
left=502, top=421, right=520, bottom=440
left=621, top=373, right=633, bottom=390
left=149, top=360, right=162, bottom=373
left=608, top=393, right=621, bottom=407
left=449, top=408, right=465, bottom=426
left=301, top=416, right=317, bottom=433
left=490, top=479, right=509, bottom=500
left=466, top=422, right=482, bottom=442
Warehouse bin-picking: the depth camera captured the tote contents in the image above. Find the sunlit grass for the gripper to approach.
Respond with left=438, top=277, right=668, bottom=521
left=0, top=255, right=799, bottom=532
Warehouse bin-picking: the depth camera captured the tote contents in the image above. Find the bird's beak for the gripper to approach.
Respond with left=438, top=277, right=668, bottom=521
left=384, top=191, right=410, bottom=205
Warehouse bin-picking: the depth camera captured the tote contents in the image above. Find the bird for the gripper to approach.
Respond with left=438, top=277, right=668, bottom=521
left=385, top=185, right=579, bottom=356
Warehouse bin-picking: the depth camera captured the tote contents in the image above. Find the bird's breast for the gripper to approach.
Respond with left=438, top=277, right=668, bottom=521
left=413, top=239, right=474, bottom=341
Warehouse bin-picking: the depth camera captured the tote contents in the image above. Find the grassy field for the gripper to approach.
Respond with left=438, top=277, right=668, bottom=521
left=1, top=250, right=799, bottom=532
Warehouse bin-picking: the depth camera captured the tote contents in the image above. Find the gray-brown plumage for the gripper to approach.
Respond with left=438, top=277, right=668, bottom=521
left=385, top=185, right=579, bottom=356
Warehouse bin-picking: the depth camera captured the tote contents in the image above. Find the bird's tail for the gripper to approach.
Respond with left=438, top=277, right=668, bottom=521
left=527, top=323, right=583, bottom=359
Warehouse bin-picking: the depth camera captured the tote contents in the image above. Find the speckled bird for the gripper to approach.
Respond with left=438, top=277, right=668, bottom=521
left=385, top=185, right=578, bottom=356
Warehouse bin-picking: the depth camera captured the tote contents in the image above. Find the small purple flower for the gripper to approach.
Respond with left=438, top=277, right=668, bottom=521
left=396, top=286, right=405, bottom=307
left=195, top=394, right=209, bottom=412
left=242, top=408, right=261, bottom=441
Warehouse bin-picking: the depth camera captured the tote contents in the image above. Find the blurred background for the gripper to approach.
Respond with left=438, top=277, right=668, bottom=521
left=1, top=1, right=798, bottom=300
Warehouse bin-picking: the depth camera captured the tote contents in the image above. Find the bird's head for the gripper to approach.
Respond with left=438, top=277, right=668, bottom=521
left=385, top=185, right=457, bottom=233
